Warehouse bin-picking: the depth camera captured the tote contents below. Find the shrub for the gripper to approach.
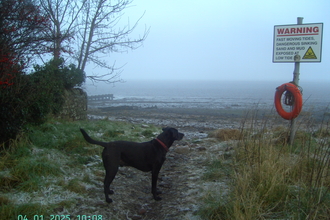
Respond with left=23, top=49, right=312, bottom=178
left=0, top=58, right=85, bottom=145
left=61, top=63, right=85, bottom=89
left=0, top=0, right=57, bottom=145
left=0, top=73, right=28, bottom=144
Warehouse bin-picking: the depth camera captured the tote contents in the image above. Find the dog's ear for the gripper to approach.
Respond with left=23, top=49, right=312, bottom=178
left=171, top=129, right=178, bottom=139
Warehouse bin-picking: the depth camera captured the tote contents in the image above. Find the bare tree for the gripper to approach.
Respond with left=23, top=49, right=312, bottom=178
left=38, top=0, right=84, bottom=61
left=40, top=0, right=149, bottom=83
left=75, top=0, right=149, bottom=83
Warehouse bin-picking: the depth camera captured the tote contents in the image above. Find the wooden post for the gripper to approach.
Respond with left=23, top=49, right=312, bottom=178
left=289, top=17, right=303, bottom=145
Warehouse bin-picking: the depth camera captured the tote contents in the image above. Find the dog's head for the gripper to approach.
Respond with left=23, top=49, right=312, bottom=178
left=162, top=127, right=184, bottom=141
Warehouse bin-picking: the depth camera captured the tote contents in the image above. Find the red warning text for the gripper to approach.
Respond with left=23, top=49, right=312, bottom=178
left=277, top=26, right=319, bottom=37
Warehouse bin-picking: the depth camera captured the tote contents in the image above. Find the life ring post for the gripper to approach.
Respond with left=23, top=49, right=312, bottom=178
left=289, top=17, right=303, bottom=145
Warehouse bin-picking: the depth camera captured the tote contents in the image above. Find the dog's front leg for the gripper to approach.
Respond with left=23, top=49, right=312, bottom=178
left=151, top=166, right=162, bottom=201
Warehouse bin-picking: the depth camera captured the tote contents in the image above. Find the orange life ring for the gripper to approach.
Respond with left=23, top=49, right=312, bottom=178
left=274, top=83, right=302, bottom=120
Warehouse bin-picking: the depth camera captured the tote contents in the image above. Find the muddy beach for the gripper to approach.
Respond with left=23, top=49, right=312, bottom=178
left=88, top=96, right=329, bottom=135
left=87, top=101, right=280, bottom=138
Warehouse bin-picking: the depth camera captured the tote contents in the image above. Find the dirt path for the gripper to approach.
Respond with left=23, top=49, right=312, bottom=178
left=67, top=133, right=230, bottom=220
left=63, top=108, right=235, bottom=220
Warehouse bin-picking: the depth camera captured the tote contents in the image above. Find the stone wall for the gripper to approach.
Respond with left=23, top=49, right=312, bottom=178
left=57, top=88, right=87, bottom=121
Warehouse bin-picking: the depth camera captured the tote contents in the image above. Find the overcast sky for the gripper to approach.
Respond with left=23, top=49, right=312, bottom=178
left=85, top=0, right=329, bottom=85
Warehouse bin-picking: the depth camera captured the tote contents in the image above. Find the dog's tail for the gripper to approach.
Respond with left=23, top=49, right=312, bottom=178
left=80, top=128, right=107, bottom=147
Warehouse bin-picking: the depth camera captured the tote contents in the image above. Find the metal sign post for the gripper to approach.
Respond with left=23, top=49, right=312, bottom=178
left=289, top=17, right=303, bottom=145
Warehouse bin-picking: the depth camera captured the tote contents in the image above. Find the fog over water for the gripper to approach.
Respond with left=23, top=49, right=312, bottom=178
left=85, top=80, right=330, bottom=111
left=82, top=1, right=329, bottom=112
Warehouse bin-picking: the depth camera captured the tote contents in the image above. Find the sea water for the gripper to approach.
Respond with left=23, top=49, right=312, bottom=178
left=85, top=80, right=330, bottom=111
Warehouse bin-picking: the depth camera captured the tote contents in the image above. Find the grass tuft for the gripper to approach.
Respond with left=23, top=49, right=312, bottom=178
left=208, top=129, right=241, bottom=141
left=203, top=159, right=232, bottom=181
left=66, top=178, right=87, bottom=193
left=200, top=111, right=330, bottom=219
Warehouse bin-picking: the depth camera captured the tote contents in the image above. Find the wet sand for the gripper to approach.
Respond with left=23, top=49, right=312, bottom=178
left=87, top=104, right=283, bottom=139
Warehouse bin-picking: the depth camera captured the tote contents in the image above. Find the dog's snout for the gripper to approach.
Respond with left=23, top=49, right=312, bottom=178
left=178, top=132, right=184, bottom=140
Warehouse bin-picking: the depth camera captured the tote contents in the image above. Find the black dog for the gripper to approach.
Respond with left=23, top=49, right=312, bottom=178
left=80, top=127, right=184, bottom=203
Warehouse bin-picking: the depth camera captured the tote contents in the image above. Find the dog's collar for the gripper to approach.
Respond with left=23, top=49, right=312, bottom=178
left=155, top=138, right=168, bottom=152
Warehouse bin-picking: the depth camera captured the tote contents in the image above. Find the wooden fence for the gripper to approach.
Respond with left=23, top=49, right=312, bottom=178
left=88, top=94, right=114, bottom=101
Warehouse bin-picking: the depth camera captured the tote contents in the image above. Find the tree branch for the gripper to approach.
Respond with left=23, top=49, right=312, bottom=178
left=75, top=0, right=149, bottom=83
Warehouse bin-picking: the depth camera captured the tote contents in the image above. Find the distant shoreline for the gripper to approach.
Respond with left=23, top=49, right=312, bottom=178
left=87, top=100, right=330, bottom=135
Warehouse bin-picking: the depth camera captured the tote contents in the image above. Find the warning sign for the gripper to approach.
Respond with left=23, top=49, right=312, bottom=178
left=273, top=23, right=323, bottom=63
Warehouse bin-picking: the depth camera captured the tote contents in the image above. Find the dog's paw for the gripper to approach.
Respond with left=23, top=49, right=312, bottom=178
left=106, top=198, right=113, bottom=203
left=109, top=190, right=114, bottom=195
left=153, top=195, right=162, bottom=201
